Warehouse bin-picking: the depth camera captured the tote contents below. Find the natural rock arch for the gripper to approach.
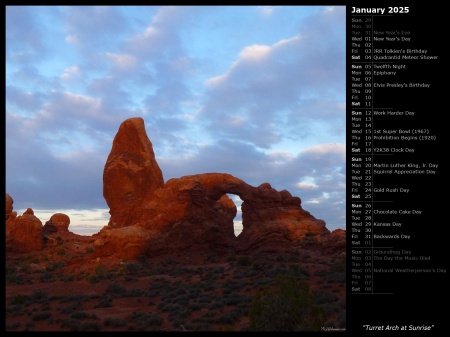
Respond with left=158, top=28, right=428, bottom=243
left=98, top=117, right=330, bottom=258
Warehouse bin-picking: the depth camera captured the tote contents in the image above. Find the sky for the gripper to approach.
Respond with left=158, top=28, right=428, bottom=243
left=6, top=6, right=346, bottom=235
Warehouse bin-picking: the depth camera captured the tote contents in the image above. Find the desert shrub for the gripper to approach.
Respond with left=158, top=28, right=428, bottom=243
left=57, top=248, right=66, bottom=256
left=326, top=272, right=346, bottom=283
left=288, top=264, right=310, bottom=278
left=331, top=259, right=346, bottom=272
left=122, top=261, right=143, bottom=275
left=335, top=311, right=346, bottom=328
left=252, top=259, right=271, bottom=271
left=185, top=322, right=212, bottom=331
left=169, top=314, right=187, bottom=328
left=6, top=273, right=23, bottom=284
left=316, top=292, right=338, bottom=305
left=253, top=277, right=273, bottom=288
left=224, top=294, right=244, bottom=306
left=237, top=255, right=251, bottom=266
left=127, top=287, right=144, bottom=297
left=223, top=325, right=236, bottom=331
left=32, top=312, right=51, bottom=321
left=204, top=253, right=219, bottom=263
left=104, top=316, right=127, bottom=328
left=59, top=302, right=79, bottom=314
left=189, top=302, right=203, bottom=310
left=314, top=269, right=328, bottom=277
left=41, top=302, right=51, bottom=311
left=106, top=281, right=127, bottom=295
left=11, top=294, right=30, bottom=306
left=249, top=275, right=326, bottom=331
left=95, top=264, right=109, bottom=279
left=94, top=295, right=112, bottom=308
left=60, top=318, right=101, bottom=331
left=80, top=322, right=102, bottom=331
left=276, top=253, right=286, bottom=262
left=130, top=311, right=164, bottom=329
left=207, top=300, right=224, bottom=310
left=196, top=294, right=213, bottom=304
left=173, top=294, right=189, bottom=306
left=39, top=272, right=55, bottom=283
left=47, top=261, right=66, bottom=272
left=60, top=273, right=75, bottom=282
left=32, top=289, right=48, bottom=302
left=6, top=322, right=21, bottom=330
left=70, top=311, right=96, bottom=319
left=203, top=281, right=216, bottom=291
left=24, top=322, right=35, bottom=330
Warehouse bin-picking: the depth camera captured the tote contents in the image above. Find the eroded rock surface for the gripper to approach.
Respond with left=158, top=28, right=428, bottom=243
left=95, top=117, right=334, bottom=259
left=6, top=208, right=43, bottom=253
left=6, top=117, right=344, bottom=260
left=42, top=213, right=71, bottom=235
left=103, top=117, right=164, bottom=228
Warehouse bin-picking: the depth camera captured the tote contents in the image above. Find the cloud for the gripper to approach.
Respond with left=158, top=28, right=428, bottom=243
left=6, top=6, right=346, bottom=231
left=60, top=65, right=81, bottom=81
left=201, top=6, right=345, bottom=149
left=258, top=6, right=277, bottom=17
left=64, top=6, right=127, bottom=51
left=103, top=52, right=138, bottom=71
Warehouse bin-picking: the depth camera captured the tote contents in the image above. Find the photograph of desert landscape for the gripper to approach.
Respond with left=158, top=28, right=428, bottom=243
left=6, top=6, right=346, bottom=331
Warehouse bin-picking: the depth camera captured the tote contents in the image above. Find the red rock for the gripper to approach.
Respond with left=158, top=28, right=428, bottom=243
left=24, top=208, right=34, bottom=215
left=6, top=209, right=43, bottom=253
left=92, top=225, right=151, bottom=260
left=103, top=117, right=164, bottom=228
left=321, top=228, right=346, bottom=257
left=43, top=213, right=70, bottom=235
left=6, top=193, right=13, bottom=216
left=6, top=117, right=342, bottom=260
left=98, top=118, right=335, bottom=258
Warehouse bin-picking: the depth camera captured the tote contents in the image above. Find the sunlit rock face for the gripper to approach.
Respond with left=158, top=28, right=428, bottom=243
left=4, top=118, right=341, bottom=260
left=98, top=117, right=331, bottom=259
left=42, top=213, right=71, bottom=235
left=103, top=117, right=164, bottom=229
left=6, top=208, right=44, bottom=253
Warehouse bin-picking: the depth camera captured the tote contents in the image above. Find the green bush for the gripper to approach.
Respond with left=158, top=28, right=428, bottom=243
left=249, top=275, right=326, bottom=331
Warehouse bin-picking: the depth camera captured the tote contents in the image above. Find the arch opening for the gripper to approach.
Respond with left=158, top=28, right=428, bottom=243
left=226, top=193, right=243, bottom=237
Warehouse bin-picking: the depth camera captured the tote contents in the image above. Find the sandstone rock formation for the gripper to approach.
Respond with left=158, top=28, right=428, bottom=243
left=6, top=208, right=43, bottom=253
left=322, top=228, right=346, bottom=257
left=6, top=193, right=13, bottom=217
left=42, top=213, right=70, bottom=235
left=103, top=117, right=164, bottom=229
left=94, top=117, right=333, bottom=259
left=5, top=117, right=345, bottom=260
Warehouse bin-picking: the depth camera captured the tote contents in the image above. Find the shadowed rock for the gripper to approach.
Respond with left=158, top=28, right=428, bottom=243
left=6, top=193, right=13, bottom=217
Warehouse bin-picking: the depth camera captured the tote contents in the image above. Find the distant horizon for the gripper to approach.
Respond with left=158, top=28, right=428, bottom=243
left=12, top=188, right=345, bottom=236
left=12, top=207, right=247, bottom=237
